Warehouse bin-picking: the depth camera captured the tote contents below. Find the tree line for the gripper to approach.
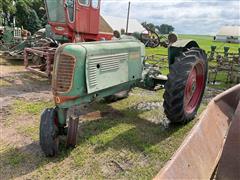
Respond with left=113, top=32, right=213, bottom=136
left=141, top=22, right=174, bottom=34
left=0, top=0, right=46, bottom=34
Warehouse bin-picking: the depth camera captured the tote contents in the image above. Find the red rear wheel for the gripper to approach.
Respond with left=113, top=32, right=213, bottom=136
left=184, top=61, right=205, bottom=114
left=163, top=48, right=208, bottom=123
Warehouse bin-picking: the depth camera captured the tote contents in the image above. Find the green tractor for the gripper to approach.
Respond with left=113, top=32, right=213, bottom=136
left=0, top=26, right=23, bottom=51
left=40, top=38, right=208, bottom=156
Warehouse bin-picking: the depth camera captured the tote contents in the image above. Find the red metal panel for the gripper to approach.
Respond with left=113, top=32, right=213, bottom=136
left=75, top=0, right=100, bottom=34
left=75, top=3, right=90, bottom=33
left=89, top=1, right=100, bottom=34
left=81, top=33, right=112, bottom=41
left=46, top=0, right=111, bottom=42
left=49, top=22, right=72, bottom=39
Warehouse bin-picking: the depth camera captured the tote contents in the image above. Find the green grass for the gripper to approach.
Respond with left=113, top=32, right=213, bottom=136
left=3, top=99, right=54, bottom=128
left=69, top=102, right=198, bottom=179
left=1, top=150, right=26, bottom=167
left=17, top=124, right=39, bottom=141
left=6, top=100, right=53, bottom=140
left=0, top=142, right=52, bottom=180
left=0, top=143, right=27, bottom=167
left=146, top=34, right=239, bottom=57
left=12, top=100, right=54, bottom=115
left=178, top=34, right=239, bottom=53
left=1, top=88, right=203, bottom=179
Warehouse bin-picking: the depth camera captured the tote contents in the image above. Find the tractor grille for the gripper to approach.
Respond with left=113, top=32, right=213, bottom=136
left=55, top=54, right=75, bottom=92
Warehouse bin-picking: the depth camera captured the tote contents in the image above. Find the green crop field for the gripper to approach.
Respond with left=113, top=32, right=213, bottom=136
left=178, top=34, right=239, bottom=53
left=146, top=34, right=239, bottom=56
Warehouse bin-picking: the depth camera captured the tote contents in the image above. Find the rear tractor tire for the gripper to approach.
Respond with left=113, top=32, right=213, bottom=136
left=40, top=108, right=59, bottom=157
left=163, top=48, right=208, bottom=123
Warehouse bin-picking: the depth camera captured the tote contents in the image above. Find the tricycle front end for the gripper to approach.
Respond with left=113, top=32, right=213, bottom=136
left=40, top=39, right=146, bottom=156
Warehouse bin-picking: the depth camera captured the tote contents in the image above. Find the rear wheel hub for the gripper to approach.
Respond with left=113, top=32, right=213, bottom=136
left=184, top=61, right=205, bottom=114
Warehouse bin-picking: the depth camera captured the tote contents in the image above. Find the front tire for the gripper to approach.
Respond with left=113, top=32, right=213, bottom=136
left=66, top=117, right=79, bottom=148
left=163, top=48, right=208, bottom=123
left=40, top=108, right=59, bottom=156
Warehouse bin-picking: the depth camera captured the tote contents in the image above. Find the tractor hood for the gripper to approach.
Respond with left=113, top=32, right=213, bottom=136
left=52, top=39, right=145, bottom=106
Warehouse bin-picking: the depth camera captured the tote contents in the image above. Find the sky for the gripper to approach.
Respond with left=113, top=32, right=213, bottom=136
left=101, top=0, right=240, bottom=35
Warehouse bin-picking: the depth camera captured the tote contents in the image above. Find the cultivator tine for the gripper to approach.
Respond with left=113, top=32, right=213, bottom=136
left=207, top=47, right=240, bottom=85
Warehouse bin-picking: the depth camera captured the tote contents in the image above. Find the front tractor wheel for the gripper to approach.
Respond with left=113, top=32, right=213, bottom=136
left=40, top=108, right=59, bottom=156
left=66, top=117, right=79, bottom=148
left=163, top=48, right=208, bottom=123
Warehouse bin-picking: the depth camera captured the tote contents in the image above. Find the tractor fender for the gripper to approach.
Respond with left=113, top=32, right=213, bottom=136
left=168, top=39, right=199, bottom=65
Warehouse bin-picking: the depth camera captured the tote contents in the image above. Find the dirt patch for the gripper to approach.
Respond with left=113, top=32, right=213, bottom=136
left=0, top=65, right=25, bottom=75
left=68, top=103, right=123, bottom=120
left=133, top=101, right=163, bottom=111
left=0, top=59, right=51, bottom=159
left=101, top=160, right=124, bottom=176
left=0, top=123, right=41, bottom=155
left=0, top=72, right=51, bottom=107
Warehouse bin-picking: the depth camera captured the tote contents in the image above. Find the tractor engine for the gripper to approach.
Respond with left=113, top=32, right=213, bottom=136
left=52, top=39, right=145, bottom=105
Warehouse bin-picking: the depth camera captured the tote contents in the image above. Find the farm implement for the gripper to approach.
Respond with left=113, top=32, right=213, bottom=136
left=24, top=0, right=113, bottom=78
left=137, top=26, right=177, bottom=48
left=0, top=26, right=27, bottom=59
left=39, top=38, right=208, bottom=156
left=23, top=0, right=174, bottom=78
left=208, top=46, right=240, bottom=85
left=0, top=25, right=60, bottom=60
